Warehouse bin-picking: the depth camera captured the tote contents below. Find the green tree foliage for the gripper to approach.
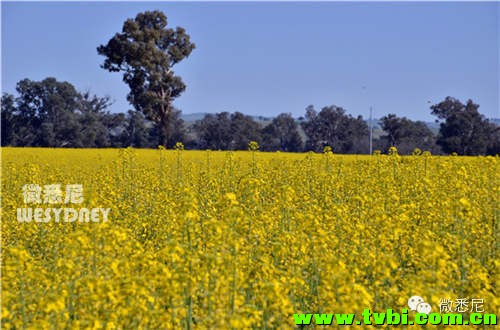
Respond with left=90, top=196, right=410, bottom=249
left=230, top=112, right=262, bottom=150
left=1, top=93, right=17, bottom=145
left=119, top=110, right=151, bottom=148
left=193, top=112, right=233, bottom=150
left=301, top=105, right=369, bottom=153
left=430, top=97, right=499, bottom=155
left=261, top=113, right=303, bottom=152
left=1, top=78, right=120, bottom=147
left=97, top=10, right=195, bottom=147
left=12, top=78, right=82, bottom=146
left=79, top=92, right=116, bottom=147
left=380, top=113, right=437, bottom=154
left=193, top=112, right=262, bottom=150
left=4, top=74, right=498, bottom=155
left=148, top=109, right=187, bottom=148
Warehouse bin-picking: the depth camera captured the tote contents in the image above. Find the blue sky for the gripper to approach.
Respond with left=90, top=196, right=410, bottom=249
left=2, top=2, right=499, bottom=120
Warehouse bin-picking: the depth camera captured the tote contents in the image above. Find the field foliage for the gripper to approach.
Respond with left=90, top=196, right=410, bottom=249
left=1, top=148, right=498, bottom=329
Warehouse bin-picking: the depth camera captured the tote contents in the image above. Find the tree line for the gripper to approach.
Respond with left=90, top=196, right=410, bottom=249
left=2, top=77, right=499, bottom=155
left=2, top=10, right=499, bottom=155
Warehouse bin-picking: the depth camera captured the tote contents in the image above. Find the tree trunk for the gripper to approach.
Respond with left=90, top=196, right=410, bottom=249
left=159, top=114, right=169, bottom=147
left=158, top=90, right=171, bottom=148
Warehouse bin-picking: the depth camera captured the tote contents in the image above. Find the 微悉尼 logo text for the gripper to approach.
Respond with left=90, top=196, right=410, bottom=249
left=16, top=184, right=110, bottom=223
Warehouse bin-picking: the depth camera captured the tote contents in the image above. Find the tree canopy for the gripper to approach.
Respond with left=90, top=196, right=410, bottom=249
left=380, top=114, right=437, bottom=154
left=4, top=83, right=499, bottom=155
left=430, top=97, right=499, bottom=155
left=2, top=78, right=120, bottom=147
left=301, top=105, right=369, bottom=153
left=97, top=10, right=195, bottom=147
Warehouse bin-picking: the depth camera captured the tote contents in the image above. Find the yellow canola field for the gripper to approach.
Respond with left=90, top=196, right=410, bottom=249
left=1, top=148, right=498, bottom=329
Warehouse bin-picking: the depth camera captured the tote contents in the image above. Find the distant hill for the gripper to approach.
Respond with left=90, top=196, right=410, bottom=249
left=180, top=113, right=209, bottom=122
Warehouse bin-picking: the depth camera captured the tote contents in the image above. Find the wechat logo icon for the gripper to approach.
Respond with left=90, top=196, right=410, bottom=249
left=408, top=296, right=431, bottom=315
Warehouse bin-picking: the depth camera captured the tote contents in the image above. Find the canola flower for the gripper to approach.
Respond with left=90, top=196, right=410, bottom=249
left=1, top=147, right=498, bottom=329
